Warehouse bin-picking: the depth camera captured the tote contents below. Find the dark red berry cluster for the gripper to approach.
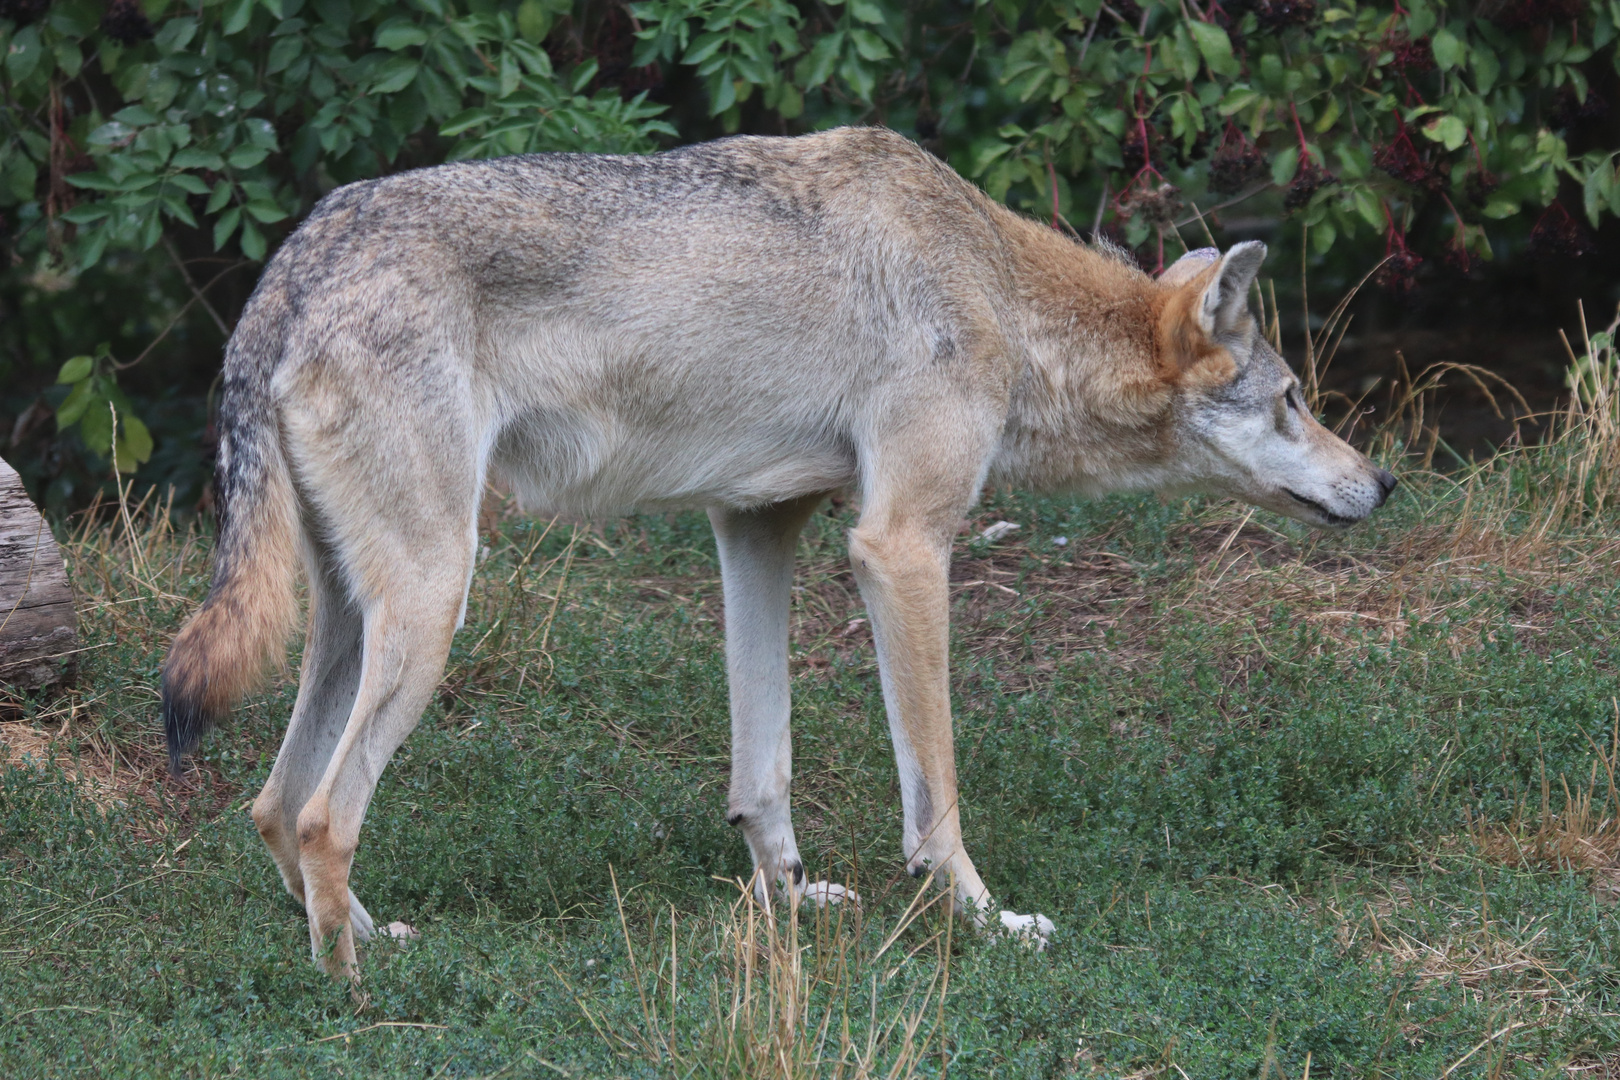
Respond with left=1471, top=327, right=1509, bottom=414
left=1375, top=249, right=1423, bottom=296
left=1388, top=34, right=1435, bottom=74
left=101, top=0, right=155, bottom=44
left=1284, top=159, right=1336, bottom=211
left=1374, top=130, right=1441, bottom=191
left=1550, top=88, right=1609, bottom=132
left=0, top=0, right=50, bottom=26
left=1253, top=0, right=1318, bottom=30
left=1464, top=169, right=1499, bottom=207
left=1442, top=234, right=1475, bottom=272
left=1529, top=202, right=1596, bottom=258
left=1491, top=0, right=1580, bottom=30
left=1223, top=0, right=1318, bottom=30
left=1118, top=182, right=1184, bottom=227
left=1121, top=125, right=1154, bottom=176
left=1209, top=144, right=1267, bottom=194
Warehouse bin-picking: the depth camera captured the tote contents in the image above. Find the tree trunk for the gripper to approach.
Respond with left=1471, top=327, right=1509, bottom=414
left=0, top=457, right=77, bottom=697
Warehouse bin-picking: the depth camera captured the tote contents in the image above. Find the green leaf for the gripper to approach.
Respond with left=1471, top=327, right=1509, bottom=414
left=206, top=182, right=233, bottom=213
left=80, top=399, right=114, bottom=458
left=683, top=33, right=727, bottom=66
left=441, top=108, right=498, bottom=137
left=59, top=204, right=111, bottom=224
left=245, top=199, right=288, bottom=223
left=153, top=17, right=200, bottom=57
left=1481, top=194, right=1518, bottom=219
left=64, top=172, right=124, bottom=191
left=776, top=82, right=803, bottom=120
left=1218, top=88, right=1260, bottom=117
left=167, top=173, right=209, bottom=195
left=970, top=141, right=1012, bottom=176
left=708, top=70, right=737, bottom=115
left=54, top=40, right=82, bottom=79
left=1431, top=27, right=1465, bottom=70
left=1092, top=107, right=1126, bottom=137
left=849, top=29, right=891, bottom=62
left=112, top=105, right=161, bottom=126
left=266, top=36, right=303, bottom=74
left=1583, top=161, right=1613, bottom=227
left=570, top=58, right=599, bottom=93
left=140, top=210, right=164, bottom=250
left=1353, top=187, right=1383, bottom=229
left=227, top=146, right=269, bottom=169
left=839, top=52, right=875, bottom=101
left=1470, top=46, right=1499, bottom=94
left=57, top=356, right=93, bottom=384
left=499, top=50, right=520, bottom=97
left=6, top=26, right=43, bottom=83
left=1189, top=22, right=1240, bottom=77
left=371, top=55, right=421, bottom=94
left=849, top=0, right=885, bottom=24
left=119, top=414, right=154, bottom=468
left=240, top=217, right=267, bottom=261
left=799, top=32, right=842, bottom=88
left=376, top=22, right=430, bottom=50
left=213, top=206, right=242, bottom=250
left=88, top=122, right=137, bottom=147
left=1311, top=219, right=1337, bottom=254
left=1271, top=146, right=1299, bottom=187
left=1314, top=95, right=1342, bottom=134
left=516, top=0, right=551, bottom=43
left=1422, top=114, right=1467, bottom=151
left=171, top=148, right=225, bottom=170
left=243, top=118, right=279, bottom=150
left=224, top=0, right=256, bottom=35
left=55, top=379, right=94, bottom=429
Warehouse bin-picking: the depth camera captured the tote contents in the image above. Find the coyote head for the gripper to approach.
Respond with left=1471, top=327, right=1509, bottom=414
left=1154, top=242, right=1396, bottom=526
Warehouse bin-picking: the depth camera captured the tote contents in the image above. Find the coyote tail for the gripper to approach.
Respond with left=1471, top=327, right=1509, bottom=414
left=161, top=310, right=299, bottom=778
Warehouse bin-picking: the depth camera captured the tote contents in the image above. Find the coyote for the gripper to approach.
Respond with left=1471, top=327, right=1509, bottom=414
left=162, top=126, right=1395, bottom=977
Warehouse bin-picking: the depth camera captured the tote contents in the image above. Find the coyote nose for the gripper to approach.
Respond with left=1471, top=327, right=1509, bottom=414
left=1373, top=468, right=1397, bottom=506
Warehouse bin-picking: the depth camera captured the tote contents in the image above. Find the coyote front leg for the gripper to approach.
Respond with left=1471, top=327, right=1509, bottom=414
left=849, top=503, right=1052, bottom=945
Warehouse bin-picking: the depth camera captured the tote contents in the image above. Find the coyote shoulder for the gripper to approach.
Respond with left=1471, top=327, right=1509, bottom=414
left=162, top=126, right=1394, bottom=976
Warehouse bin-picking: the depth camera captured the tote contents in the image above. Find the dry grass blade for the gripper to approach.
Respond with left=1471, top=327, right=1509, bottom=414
left=1465, top=705, right=1620, bottom=904
left=600, top=870, right=953, bottom=1079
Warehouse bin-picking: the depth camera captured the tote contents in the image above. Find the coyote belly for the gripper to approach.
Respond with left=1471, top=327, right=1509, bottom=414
left=161, top=126, right=1394, bottom=977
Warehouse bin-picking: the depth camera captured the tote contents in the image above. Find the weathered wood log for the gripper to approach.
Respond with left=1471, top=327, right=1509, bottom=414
left=0, top=456, right=77, bottom=696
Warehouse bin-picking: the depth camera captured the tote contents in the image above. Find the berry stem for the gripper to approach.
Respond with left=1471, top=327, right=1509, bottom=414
left=1289, top=103, right=1315, bottom=164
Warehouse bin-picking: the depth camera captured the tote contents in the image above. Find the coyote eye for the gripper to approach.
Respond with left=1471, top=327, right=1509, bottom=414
left=1283, top=387, right=1303, bottom=412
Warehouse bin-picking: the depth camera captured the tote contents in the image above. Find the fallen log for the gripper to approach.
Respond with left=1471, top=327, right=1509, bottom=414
left=0, top=456, right=77, bottom=698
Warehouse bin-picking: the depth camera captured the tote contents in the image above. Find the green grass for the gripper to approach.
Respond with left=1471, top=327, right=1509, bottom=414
left=5, top=445, right=1620, bottom=1078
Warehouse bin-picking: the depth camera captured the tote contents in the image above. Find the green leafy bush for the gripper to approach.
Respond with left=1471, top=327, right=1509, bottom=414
left=0, top=0, right=1616, bottom=496
left=3, top=0, right=1614, bottom=274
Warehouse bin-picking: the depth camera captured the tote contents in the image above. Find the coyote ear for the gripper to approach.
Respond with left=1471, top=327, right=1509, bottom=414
left=1158, top=247, right=1220, bottom=287
left=1197, top=241, right=1266, bottom=337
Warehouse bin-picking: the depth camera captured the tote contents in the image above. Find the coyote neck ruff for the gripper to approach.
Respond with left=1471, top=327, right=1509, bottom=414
left=161, top=126, right=1395, bottom=978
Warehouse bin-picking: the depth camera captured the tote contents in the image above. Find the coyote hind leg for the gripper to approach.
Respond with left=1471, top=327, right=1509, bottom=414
left=294, top=553, right=469, bottom=977
left=276, top=345, right=483, bottom=978
left=250, top=545, right=373, bottom=934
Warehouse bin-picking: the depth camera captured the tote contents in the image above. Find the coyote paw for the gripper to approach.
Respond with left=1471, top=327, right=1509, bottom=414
left=384, top=921, right=420, bottom=940
left=801, top=881, right=861, bottom=909
left=997, top=910, right=1055, bottom=951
